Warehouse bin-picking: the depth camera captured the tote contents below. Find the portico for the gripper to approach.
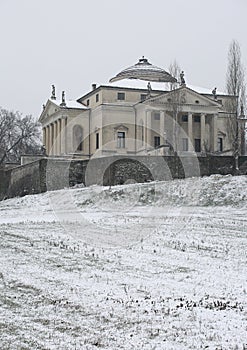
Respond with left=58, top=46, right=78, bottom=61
left=136, top=86, right=222, bottom=155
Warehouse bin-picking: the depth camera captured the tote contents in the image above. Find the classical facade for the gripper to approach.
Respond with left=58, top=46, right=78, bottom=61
left=39, top=57, right=245, bottom=158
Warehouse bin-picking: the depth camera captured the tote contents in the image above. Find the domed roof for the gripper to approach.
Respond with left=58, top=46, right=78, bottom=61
left=109, top=57, right=177, bottom=83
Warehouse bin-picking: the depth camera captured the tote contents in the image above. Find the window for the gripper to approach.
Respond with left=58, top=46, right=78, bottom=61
left=217, top=137, right=223, bottom=152
left=96, top=94, right=99, bottom=103
left=154, top=136, right=160, bottom=148
left=182, top=138, right=188, bottom=151
left=140, top=94, right=146, bottom=101
left=195, top=100, right=200, bottom=104
left=117, top=92, right=125, bottom=100
left=182, top=115, right=188, bottom=122
left=194, top=139, right=201, bottom=152
left=96, top=133, right=99, bottom=149
left=153, top=112, right=160, bottom=120
left=73, top=125, right=83, bottom=151
left=117, top=132, right=125, bottom=148
left=87, top=99, right=90, bottom=106
left=194, top=115, right=201, bottom=123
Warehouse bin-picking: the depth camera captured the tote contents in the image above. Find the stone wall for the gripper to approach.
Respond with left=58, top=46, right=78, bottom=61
left=7, top=160, right=45, bottom=198
left=45, top=159, right=88, bottom=190
left=101, top=156, right=237, bottom=186
left=0, top=155, right=246, bottom=200
left=0, top=169, right=10, bottom=200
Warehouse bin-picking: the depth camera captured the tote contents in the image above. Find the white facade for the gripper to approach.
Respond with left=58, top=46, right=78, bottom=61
left=39, top=59, right=243, bottom=158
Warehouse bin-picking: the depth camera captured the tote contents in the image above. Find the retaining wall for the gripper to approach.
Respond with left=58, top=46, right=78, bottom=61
left=0, top=155, right=246, bottom=200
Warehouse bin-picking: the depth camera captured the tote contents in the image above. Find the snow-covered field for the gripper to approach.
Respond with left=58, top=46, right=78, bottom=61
left=0, top=175, right=246, bottom=349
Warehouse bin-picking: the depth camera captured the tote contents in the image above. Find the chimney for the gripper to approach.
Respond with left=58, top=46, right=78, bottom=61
left=92, top=83, right=97, bottom=91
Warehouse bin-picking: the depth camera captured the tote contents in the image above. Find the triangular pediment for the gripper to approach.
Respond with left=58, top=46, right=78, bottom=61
left=113, top=124, right=129, bottom=131
left=38, top=99, right=62, bottom=123
left=142, top=86, right=222, bottom=108
left=218, top=130, right=226, bottom=137
left=39, top=98, right=88, bottom=123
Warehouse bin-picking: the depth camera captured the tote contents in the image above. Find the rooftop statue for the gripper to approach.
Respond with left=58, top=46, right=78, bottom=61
left=60, top=91, right=66, bottom=106
left=180, top=71, right=185, bottom=85
left=212, top=87, right=217, bottom=99
left=51, top=85, right=56, bottom=100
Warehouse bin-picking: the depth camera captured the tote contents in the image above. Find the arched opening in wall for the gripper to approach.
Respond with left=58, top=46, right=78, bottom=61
left=73, top=125, right=83, bottom=152
left=103, top=158, right=154, bottom=186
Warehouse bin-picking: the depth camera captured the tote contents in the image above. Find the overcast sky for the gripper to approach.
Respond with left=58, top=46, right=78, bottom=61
left=0, top=0, right=246, bottom=118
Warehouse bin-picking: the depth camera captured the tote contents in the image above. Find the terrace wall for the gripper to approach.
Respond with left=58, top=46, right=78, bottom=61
left=0, top=155, right=246, bottom=200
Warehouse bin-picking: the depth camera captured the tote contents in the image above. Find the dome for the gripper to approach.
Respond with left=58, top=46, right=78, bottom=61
left=109, top=57, right=177, bottom=83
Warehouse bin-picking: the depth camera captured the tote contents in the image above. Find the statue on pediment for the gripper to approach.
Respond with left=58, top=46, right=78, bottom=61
left=212, top=87, right=217, bottom=100
left=51, top=85, right=56, bottom=100
left=60, top=91, right=66, bottom=106
left=180, top=71, right=185, bottom=85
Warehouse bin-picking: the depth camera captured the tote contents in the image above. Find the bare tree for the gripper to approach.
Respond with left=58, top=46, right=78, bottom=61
left=167, top=88, right=184, bottom=154
left=164, top=60, right=183, bottom=153
left=0, top=107, right=41, bottom=166
left=226, top=40, right=246, bottom=168
left=168, top=60, right=181, bottom=91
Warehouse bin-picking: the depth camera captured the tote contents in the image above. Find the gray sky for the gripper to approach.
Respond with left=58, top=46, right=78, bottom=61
left=0, top=0, right=246, bottom=119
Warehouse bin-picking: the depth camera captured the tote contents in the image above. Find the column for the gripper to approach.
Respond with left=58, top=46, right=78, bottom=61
left=160, top=111, right=165, bottom=143
left=52, top=123, right=55, bottom=155
left=49, top=124, right=53, bottom=156
left=61, top=117, right=66, bottom=154
left=57, top=119, right=61, bottom=155
left=212, top=114, right=218, bottom=151
left=200, top=114, right=206, bottom=152
left=46, top=126, right=50, bottom=154
left=146, top=110, right=152, bottom=148
left=188, top=113, right=193, bottom=151
left=65, top=117, right=68, bottom=154
left=54, top=121, right=57, bottom=155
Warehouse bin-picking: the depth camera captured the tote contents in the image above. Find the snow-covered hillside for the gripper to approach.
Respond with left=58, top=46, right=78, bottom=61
left=0, top=175, right=246, bottom=349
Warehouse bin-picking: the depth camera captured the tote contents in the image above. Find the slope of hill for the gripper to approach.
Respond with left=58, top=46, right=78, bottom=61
left=0, top=175, right=246, bottom=349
